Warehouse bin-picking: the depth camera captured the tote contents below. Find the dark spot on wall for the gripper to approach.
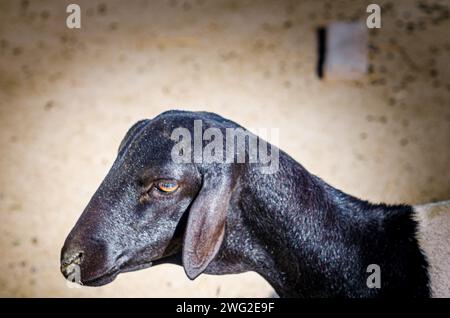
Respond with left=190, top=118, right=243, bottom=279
left=20, top=0, right=29, bottom=10
left=359, top=132, right=368, bottom=140
left=31, top=237, right=38, bottom=245
left=382, top=2, right=393, bottom=12
left=12, top=47, right=22, bottom=56
left=429, top=45, right=440, bottom=54
left=400, top=138, right=409, bottom=146
left=45, top=100, right=55, bottom=110
left=406, top=22, right=415, bottom=33
left=283, top=20, right=293, bottom=29
left=41, top=10, right=49, bottom=20
left=429, top=69, right=438, bottom=78
left=388, top=97, right=396, bottom=106
left=20, top=261, right=27, bottom=267
left=97, top=3, right=107, bottom=15
left=368, top=43, right=379, bottom=58
left=283, top=80, right=291, bottom=89
left=366, top=114, right=374, bottom=122
left=355, top=152, right=365, bottom=161
left=169, top=0, right=178, bottom=7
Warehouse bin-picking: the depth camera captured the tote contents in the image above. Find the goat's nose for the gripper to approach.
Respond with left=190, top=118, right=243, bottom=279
left=60, top=250, right=84, bottom=278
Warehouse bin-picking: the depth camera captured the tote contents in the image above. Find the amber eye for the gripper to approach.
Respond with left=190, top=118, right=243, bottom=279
left=156, top=180, right=179, bottom=193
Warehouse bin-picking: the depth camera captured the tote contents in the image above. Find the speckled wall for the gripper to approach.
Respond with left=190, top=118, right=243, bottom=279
left=0, top=0, right=449, bottom=297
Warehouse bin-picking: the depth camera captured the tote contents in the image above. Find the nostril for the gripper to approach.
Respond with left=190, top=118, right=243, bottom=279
left=62, top=250, right=84, bottom=267
left=74, top=251, right=84, bottom=264
left=61, top=250, right=85, bottom=279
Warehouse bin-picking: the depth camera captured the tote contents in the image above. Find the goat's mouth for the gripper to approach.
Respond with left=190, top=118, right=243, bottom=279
left=71, top=250, right=182, bottom=287
left=80, top=267, right=122, bottom=286
left=80, top=258, right=160, bottom=287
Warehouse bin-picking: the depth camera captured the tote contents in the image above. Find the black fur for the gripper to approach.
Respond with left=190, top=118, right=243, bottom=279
left=61, top=110, right=430, bottom=297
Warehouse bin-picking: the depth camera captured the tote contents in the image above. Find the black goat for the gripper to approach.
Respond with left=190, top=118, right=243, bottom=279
left=61, top=110, right=432, bottom=297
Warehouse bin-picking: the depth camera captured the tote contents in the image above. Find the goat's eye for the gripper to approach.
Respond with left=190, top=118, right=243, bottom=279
left=156, top=181, right=179, bottom=193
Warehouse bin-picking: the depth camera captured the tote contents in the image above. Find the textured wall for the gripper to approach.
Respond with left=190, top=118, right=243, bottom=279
left=0, top=0, right=449, bottom=297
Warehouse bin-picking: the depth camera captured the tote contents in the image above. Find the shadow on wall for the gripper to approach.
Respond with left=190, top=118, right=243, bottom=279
left=0, top=0, right=449, bottom=297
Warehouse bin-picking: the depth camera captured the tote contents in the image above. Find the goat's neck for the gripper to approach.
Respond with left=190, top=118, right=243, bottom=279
left=227, top=156, right=430, bottom=297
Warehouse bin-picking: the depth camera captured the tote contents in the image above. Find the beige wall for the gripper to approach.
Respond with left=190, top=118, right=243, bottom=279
left=0, top=0, right=449, bottom=297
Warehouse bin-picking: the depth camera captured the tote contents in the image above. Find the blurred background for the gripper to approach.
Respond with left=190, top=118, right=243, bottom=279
left=0, top=0, right=449, bottom=297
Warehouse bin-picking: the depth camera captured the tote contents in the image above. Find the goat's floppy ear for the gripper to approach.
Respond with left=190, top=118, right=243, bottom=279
left=182, top=170, right=234, bottom=280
